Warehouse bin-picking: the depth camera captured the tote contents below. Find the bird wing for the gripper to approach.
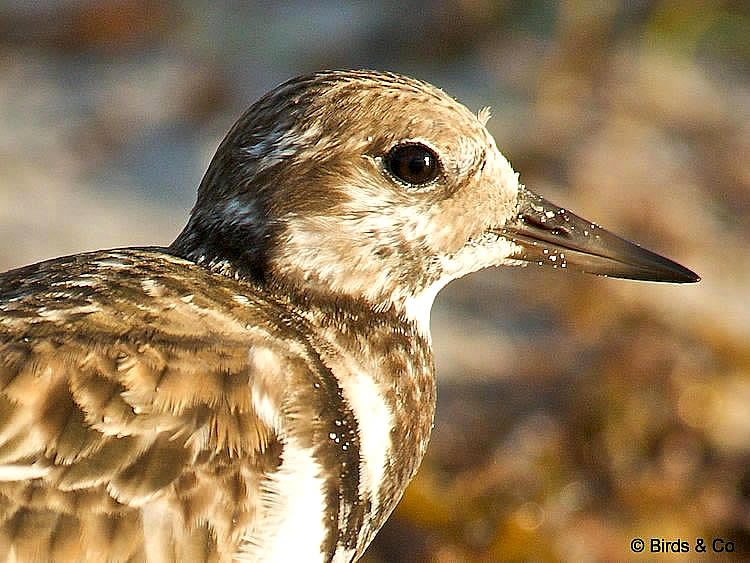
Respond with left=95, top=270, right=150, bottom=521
left=0, top=250, right=304, bottom=562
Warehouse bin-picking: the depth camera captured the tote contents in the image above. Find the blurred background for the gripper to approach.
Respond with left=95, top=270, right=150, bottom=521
left=0, top=1, right=748, bottom=561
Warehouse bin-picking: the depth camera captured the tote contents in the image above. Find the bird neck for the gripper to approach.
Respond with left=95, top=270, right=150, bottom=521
left=275, top=282, right=437, bottom=557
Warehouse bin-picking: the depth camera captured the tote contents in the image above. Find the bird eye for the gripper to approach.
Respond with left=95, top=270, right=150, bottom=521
left=386, top=143, right=440, bottom=186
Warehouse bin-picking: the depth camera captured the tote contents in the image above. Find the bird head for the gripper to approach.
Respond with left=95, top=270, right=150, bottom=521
left=172, top=70, right=698, bottom=329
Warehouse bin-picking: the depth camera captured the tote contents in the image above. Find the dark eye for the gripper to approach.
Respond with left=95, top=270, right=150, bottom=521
left=386, top=143, right=440, bottom=186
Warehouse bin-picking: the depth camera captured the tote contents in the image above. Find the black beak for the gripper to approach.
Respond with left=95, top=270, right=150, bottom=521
left=500, top=187, right=700, bottom=283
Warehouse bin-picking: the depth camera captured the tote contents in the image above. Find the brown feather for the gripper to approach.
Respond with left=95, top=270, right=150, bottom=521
left=0, top=250, right=294, bottom=561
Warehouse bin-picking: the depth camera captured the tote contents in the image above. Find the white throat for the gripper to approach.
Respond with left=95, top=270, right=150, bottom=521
left=402, top=277, right=453, bottom=339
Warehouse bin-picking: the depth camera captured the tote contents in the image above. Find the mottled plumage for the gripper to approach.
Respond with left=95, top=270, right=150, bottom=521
left=0, top=70, right=698, bottom=562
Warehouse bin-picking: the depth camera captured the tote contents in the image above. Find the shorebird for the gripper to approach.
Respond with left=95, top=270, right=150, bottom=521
left=0, top=70, right=698, bottom=562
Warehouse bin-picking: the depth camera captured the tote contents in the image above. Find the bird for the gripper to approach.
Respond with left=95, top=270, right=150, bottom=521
left=0, top=70, right=699, bottom=562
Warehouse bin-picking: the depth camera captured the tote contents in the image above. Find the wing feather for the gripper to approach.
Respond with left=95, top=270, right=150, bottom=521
left=0, top=250, right=297, bottom=561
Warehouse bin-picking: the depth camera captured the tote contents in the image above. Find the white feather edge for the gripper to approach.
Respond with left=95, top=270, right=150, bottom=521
left=0, top=463, right=51, bottom=481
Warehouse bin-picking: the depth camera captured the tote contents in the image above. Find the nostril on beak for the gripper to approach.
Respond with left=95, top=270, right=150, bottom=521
left=518, top=214, right=572, bottom=238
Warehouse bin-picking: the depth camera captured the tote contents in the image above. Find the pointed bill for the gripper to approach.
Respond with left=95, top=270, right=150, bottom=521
left=500, top=188, right=700, bottom=283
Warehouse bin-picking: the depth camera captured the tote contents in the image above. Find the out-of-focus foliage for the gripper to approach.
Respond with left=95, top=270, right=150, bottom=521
left=0, top=1, right=747, bottom=561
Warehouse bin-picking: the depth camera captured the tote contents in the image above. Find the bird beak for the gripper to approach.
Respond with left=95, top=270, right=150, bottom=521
left=499, top=187, right=700, bottom=283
